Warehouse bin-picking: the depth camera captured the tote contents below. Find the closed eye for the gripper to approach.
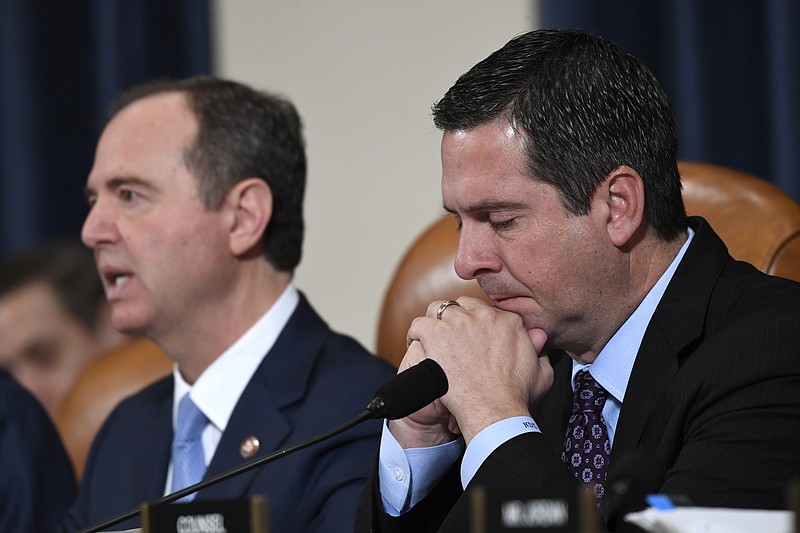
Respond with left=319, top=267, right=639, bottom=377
left=489, top=218, right=517, bottom=230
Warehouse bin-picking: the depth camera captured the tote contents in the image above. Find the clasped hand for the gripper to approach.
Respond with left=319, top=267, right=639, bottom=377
left=389, top=297, right=552, bottom=449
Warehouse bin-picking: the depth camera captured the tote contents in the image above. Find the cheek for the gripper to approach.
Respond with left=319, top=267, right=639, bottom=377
left=509, top=253, right=569, bottom=296
left=173, top=209, right=229, bottom=251
left=164, top=223, right=233, bottom=288
left=130, top=212, right=225, bottom=264
left=499, top=231, right=564, bottom=282
left=501, top=229, right=594, bottom=297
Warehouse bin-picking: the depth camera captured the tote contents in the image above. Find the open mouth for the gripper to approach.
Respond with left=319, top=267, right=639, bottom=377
left=99, top=266, right=134, bottom=298
left=112, top=274, right=130, bottom=287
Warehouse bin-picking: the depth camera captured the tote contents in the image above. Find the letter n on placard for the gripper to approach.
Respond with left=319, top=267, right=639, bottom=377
left=468, top=484, right=598, bottom=533
left=141, top=496, right=269, bottom=533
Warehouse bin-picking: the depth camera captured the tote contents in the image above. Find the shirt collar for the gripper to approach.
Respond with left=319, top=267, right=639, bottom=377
left=172, top=284, right=300, bottom=431
left=573, top=227, right=694, bottom=402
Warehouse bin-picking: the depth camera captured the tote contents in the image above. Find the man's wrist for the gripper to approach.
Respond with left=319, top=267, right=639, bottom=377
left=388, top=418, right=459, bottom=449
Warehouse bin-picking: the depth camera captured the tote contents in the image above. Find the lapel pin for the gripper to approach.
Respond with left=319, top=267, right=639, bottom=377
left=240, top=436, right=260, bottom=459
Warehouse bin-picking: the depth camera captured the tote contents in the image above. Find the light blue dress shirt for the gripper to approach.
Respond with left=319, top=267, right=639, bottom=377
left=380, top=228, right=694, bottom=515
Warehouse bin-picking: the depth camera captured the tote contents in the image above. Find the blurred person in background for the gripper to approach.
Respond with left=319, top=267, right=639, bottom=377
left=0, top=239, right=128, bottom=416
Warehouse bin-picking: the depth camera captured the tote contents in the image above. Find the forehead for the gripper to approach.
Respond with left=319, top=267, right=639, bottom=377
left=0, top=282, right=68, bottom=360
left=0, top=281, right=63, bottom=319
left=441, top=120, right=541, bottom=209
left=89, top=92, right=198, bottom=181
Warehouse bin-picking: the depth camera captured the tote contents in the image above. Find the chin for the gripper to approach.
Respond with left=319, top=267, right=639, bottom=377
left=110, top=308, right=152, bottom=336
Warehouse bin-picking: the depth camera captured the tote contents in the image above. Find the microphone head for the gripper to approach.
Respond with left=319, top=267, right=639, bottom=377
left=367, top=359, right=448, bottom=420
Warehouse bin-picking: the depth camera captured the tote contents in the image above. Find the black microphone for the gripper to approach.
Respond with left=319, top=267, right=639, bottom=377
left=79, top=359, right=448, bottom=533
left=366, top=358, right=449, bottom=419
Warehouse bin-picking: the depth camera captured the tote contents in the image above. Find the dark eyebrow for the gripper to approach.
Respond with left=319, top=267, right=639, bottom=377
left=84, top=176, right=153, bottom=200
left=443, top=201, right=528, bottom=215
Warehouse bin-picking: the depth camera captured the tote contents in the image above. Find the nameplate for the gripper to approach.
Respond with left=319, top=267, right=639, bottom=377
left=469, top=484, right=598, bottom=532
left=141, top=496, right=269, bottom=533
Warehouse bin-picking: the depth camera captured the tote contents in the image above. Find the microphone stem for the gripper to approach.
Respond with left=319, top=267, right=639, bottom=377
left=79, top=409, right=374, bottom=533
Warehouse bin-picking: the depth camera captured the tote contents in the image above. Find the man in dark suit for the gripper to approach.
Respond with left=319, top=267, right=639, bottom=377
left=0, top=368, right=76, bottom=531
left=61, top=77, right=395, bottom=532
left=357, top=29, right=800, bottom=532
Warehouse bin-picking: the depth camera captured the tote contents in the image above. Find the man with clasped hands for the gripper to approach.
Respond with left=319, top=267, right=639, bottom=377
left=357, top=29, right=800, bottom=532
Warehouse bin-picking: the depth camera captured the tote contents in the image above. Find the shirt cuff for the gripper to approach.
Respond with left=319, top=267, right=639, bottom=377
left=378, top=421, right=464, bottom=516
left=461, top=416, right=540, bottom=488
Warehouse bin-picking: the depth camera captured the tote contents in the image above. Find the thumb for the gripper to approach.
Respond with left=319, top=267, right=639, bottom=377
left=527, top=327, right=548, bottom=353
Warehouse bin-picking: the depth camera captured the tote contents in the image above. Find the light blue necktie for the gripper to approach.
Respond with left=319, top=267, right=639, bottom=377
left=170, top=393, right=208, bottom=501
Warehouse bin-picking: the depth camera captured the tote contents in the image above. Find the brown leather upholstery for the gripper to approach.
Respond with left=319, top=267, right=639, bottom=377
left=375, top=161, right=800, bottom=368
left=679, top=161, right=800, bottom=280
left=375, top=217, right=491, bottom=368
left=53, top=337, right=172, bottom=480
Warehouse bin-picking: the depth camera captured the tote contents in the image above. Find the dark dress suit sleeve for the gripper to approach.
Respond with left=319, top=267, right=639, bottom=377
left=633, top=258, right=800, bottom=510
left=0, top=369, right=76, bottom=532
left=356, top=455, right=462, bottom=533
left=356, top=432, right=575, bottom=533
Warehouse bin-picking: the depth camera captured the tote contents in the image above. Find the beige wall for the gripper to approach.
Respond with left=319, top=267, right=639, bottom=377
left=213, top=1, right=537, bottom=355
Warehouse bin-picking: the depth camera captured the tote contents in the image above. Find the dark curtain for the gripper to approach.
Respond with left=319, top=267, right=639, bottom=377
left=540, top=0, right=800, bottom=202
left=0, top=0, right=212, bottom=257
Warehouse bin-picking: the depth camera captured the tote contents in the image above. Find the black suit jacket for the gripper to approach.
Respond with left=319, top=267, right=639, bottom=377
left=62, top=294, right=396, bottom=533
left=357, top=217, right=800, bottom=532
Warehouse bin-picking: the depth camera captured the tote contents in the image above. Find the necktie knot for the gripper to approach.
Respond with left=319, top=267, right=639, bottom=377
left=175, top=394, right=208, bottom=443
left=573, top=369, right=609, bottom=413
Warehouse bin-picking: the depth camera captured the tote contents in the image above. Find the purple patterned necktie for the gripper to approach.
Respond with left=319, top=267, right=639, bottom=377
left=562, top=369, right=611, bottom=506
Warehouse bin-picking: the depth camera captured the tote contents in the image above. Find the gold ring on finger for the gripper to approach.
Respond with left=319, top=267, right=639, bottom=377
left=436, top=300, right=461, bottom=320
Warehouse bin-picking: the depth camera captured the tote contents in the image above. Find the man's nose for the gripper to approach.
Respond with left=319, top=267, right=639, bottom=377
left=81, top=197, right=117, bottom=248
left=454, top=226, right=502, bottom=280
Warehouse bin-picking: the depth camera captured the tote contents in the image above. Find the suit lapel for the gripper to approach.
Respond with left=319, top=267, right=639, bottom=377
left=612, top=327, right=678, bottom=458
left=199, top=294, right=329, bottom=500
left=613, top=217, right=729, bottom=458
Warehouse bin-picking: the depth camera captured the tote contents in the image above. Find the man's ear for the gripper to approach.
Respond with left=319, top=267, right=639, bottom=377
left=225, top=178, right=272, bottom=257
left=602, top=165, right=645, bottom=248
